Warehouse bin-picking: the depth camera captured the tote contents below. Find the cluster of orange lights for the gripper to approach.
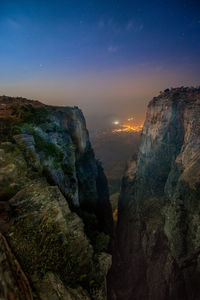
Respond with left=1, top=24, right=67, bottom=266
left=112, top=124, right=143, bottom=133
left=112, top=118, right=143, bottom=133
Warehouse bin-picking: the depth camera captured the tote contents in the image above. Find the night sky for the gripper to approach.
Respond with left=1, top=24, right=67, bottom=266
left=0, top=0, right=200, bottom=127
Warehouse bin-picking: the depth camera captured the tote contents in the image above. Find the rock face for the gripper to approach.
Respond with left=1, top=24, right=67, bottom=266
left=0, top=233, right=33, bottom=300
left=0, top=96, right=113, bottom=299
left=109, top=87, right=200, bottom=300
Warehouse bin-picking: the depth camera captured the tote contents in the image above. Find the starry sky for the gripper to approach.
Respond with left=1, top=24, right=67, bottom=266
left=0, top=0, right=200, bottom=127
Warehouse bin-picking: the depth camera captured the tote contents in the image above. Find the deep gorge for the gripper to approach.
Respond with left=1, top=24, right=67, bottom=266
left=0, top=87, right=200, bottom=300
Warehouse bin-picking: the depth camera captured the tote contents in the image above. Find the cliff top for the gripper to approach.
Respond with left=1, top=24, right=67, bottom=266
left=0, top=95, right=80, bottom=108
left=0, top=95, right=44, bottom=106
left=150, top=86, right=200, bottom=106
left=0, top=95, right=80, bottom=119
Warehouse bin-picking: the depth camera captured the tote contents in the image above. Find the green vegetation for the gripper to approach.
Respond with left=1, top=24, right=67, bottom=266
left=66, top=143, right=76, bottom=157
left=10, top=103, right=48, bottom=125
left=6, top=103, right=77, bottom=170
left=5, top=103, right=49, bottom=140
left=0, top=143, right=30, bottom=200
left=34, top=135, right=64, bottom=164
left=3, top=103, right=49, bottom=141
left=16, top=123, right=64, bottom=169
left=18, top=122, right=36, bottom=135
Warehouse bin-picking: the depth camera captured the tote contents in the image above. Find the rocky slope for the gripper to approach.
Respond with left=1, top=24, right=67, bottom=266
left=109, top=87, right=200, bottom=300
left=0, top=96, right=113, bottom=299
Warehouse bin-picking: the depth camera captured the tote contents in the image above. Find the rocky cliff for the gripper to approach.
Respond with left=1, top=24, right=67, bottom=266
left=0, top=96, right=113, bottom=300
left=109, top=87, right=200, bottom=300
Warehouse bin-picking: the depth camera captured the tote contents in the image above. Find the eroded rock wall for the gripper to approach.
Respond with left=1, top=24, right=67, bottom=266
left=0, top=96, right=113, bottom=300
left=109, top=87, right=200, bottom=300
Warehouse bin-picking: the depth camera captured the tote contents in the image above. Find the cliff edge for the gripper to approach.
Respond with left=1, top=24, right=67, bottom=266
left=109, top=87, right=200, bottom=300
left=0, top=96, right=113, bottom=300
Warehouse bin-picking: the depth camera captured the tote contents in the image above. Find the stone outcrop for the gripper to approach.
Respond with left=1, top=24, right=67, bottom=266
left=109, top=87, right=200, bottom=300
left=0, top=96, right=113, bottom=299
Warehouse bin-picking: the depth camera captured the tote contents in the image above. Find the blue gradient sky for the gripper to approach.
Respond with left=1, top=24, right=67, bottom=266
left=0, top=0, right=200, bottom=124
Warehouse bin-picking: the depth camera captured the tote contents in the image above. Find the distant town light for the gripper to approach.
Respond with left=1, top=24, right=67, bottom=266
left=128, top=117, right=133, bottom=121
left=113, top=121, right=119, bottom=125
left=112, top=123, right=143, bottom=133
